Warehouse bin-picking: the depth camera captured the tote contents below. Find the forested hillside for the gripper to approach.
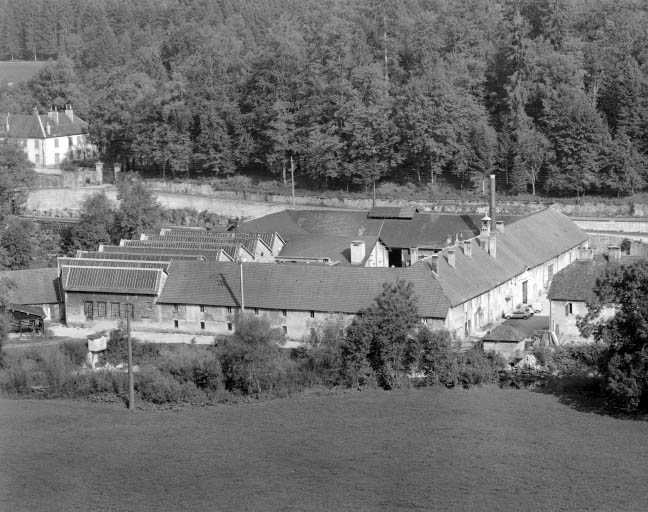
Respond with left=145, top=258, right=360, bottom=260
left=1, top=0, right=647, bottom=198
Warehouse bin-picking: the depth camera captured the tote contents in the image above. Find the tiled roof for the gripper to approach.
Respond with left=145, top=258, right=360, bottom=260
left=483, top=324, right=528, bottom=342
left=58, top=257, right=169, bottom=271
left=78, top=251, right=204, bottom=262
left=9, top=304, right=46, bottom=318
left=277, top=235, right=379, bottom=265
left=0, top=268, right=61, bottom=304
left=99, top=246, right=231, bottom=261
left=548, top=258, right=611, bottom=302
left=239, top=209, right=517, bottom=249
left=153, top=230, right=280, bottom=249
left=63, top=266, right=162, bottom=295
left=135, top=236, right=268, bottom=256
left=417, top=208, right=589, bottom=306
left=159, top=261, right=450, bottom=318
left=119, top=240, right=253, bottom=260
left=368, top=206, right=416, bottom=219
left=3, top=110, right=88, bottom=139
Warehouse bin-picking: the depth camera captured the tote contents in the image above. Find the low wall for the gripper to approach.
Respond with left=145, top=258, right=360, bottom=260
left=26, top=182, right=648, bottom=220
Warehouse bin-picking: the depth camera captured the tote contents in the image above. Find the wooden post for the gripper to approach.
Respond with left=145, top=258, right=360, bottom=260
left=290, top=156, right=295, bottom=207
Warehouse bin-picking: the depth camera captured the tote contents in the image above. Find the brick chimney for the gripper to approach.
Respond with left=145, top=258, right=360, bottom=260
left=350, top=240, right=366, bottom=265
left=64, top=104, right=74, bottom=121
left=488, top=235, right=496, bottom=259
left=447, top=248, right=456, bottom=269
left=445, top=234, right=453, bottom=245
left=428, top=254, right=439, bottom=274
left=463, top=240, right=472, bottom=259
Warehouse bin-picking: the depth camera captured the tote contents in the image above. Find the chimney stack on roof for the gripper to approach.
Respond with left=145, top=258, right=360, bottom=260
left=429, top=254, right=439, bottom=274
left=445, top=234, right=453, bottom=246
left=480, top=215, right=491, bottom=249
left=463, top=240, right=472, bottom=259
left=447, top=248, right=456, bottom=269
left=488, top=235, right=496, bottom=259
left=64, top=104, right=74, bottom=121
left=350, top=240, right=366, bottom=265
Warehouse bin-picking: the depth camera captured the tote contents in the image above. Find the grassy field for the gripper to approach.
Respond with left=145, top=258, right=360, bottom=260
left=0, top=61, right=47, bottom=86
left=1, top=387, right=647, bottom=512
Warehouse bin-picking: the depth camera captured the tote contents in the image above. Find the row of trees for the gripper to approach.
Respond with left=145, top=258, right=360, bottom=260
left=1, top=0, right=648, bottom=196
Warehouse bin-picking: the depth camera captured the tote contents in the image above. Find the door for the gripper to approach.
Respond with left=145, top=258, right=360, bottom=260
left=522, top=280, right=528, bottom=304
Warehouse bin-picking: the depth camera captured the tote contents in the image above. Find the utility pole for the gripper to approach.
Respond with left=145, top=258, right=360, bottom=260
left=290, top=156, right=295, bottom=207
left=372, top=180, right=376, bottom=207
left=125, top=304, right=134, bottom=410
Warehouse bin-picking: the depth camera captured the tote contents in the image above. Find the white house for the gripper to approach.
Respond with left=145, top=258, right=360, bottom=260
left=1, top=105, right=95, bottom=168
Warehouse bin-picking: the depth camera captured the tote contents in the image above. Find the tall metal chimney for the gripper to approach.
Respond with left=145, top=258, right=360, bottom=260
left=489, top=174, right=496, bottom=225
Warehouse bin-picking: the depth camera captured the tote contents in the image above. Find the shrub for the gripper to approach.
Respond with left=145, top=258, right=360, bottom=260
left=456, top=348, right=505, bottom=388
left=135, top=367, right=206, bottom=404
left=157, top=345, right=223, bottom=392
left=104, top=328, right=160, bottom=365
left=60, top=340, right=87, bottom=366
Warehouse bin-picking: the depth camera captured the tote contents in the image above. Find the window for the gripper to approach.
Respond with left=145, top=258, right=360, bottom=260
left=145, top=302, right=153, bottom=310
left=173, top=304, right=179, bottom=313
left=54, top=138, right=59, bottom=148
left=547, top=264, right=554, bottom=281
left=200, top=305, right=205, bottom=313
left=112, top=303, right=120, bottom=318
left=226, top=306, right=232, bottom=314
left=200, top=321, right=205, bottom=330
left=282, top=309, right=287, bottom=317
left=33, top=139, right=39, bottom=149
left=84, top=301, right=93, bottom=320
left=35, top=153, right=40, bottom=163
left=227, top=322, right=233, bottom=331
left=68, top=137, right=73, bottom=147
left=54, top=153, right=60, bottom=164
left=282, top=326, right=287, bottom=335
left=565, top=303, right=573, bottom=316
left=125, top=304, right=134, bottom=318
left=310, top=311, right=315, bottom=318
left=174, top=320, right=179, bottom=328
left=254, top=308, right=259, bottom=315
left=97, top=302, right=106, bottom=318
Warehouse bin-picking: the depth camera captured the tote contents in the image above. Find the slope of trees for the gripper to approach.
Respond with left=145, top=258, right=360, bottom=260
left=2, top=0, right=648, bottom=197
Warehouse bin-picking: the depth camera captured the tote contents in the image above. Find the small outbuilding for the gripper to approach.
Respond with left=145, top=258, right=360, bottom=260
left=86, top=331, right=109, bottom=369
left=482, top=325, right=528, bottom=361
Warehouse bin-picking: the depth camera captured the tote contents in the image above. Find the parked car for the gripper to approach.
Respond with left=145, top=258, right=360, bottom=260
left=505, top=306, right=534, bottom=319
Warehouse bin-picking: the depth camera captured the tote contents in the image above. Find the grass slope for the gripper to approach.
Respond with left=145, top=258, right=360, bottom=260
left=0, top=61, right=47, bottom=86
left=1, top=387, right=647, bottom=512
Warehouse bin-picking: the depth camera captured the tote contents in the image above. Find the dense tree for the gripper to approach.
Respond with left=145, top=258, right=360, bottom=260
left=581, top=261, right=648, bottom=410
left=112, top=174, right=163, bottom=241
left=0, top=140, right=35, bottom=222
left=0, top=217, right=35, bottom=270
left=2, top=0, right=648, bottom=197
left=60, top=192, right=116, bottom=254
left=342, top=279, right=419, bottom=389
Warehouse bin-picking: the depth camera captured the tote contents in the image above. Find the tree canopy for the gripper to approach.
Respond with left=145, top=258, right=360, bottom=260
left=2, top=0, right=648, bottom=197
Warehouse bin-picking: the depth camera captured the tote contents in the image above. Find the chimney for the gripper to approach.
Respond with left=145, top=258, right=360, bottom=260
left=463, top=240, right=472, bottom=259
left=495, top=220, right=504, bottom=234
left=488, top=235, right=496, bottom=259
left=447, top=248, right=456, bottom=269
left=489, top=174, right=496, bottom=225
left=64, top=104, right=74, bottom=121
left=445, top=234, right=453, bottom=246
left=429, top=254, right=439, bottom=274
left=480, top=215, right=491, bottom=249
left=608, top=245, right=621, bottom=261
left=350, top=240, right=366, bottom=265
